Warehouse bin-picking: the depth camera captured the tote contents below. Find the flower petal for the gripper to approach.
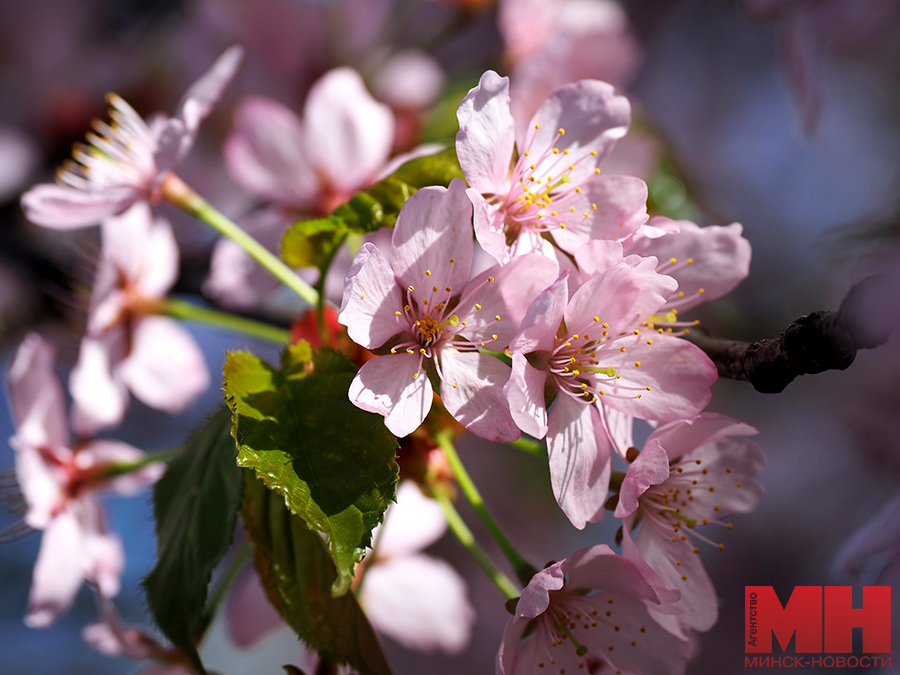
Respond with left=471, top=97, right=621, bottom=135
left=616, top=437, right=671, bottom=518
left=376, top=481, right=447, bottom=558
left=70, top=332, right=129, bottom=436
left=348, top=353, right=431, bottom=437
left=390, top=179, right=474, bottom=296
left=20, top=183, right=139, bottom=229
left=8, top=333, right=68, bottom=448
left=361, top=554, right=475, bottom=654
left=509, top=271, right=568, bottom=355
left=26, top=508, right=86, bottom=627
left=456, top=70, right=516, bottom=196
left=223, top=96, right=319, bottom=207
left=546, top=396, right=611, bottom=529
left=80, top=438, right=165, bottom=496
left=303, top=67, right=394, bottom=194
left=599, top=404, right=634, bottom=459
left=504, top=353, right=549, bottom=439
left=226, top=565, right=285, bottom=649
left=118, top=317, right=210, bottom=415
left=338, top=242, right=405, bottom=350
left=439, top=349, right=518, bottom=442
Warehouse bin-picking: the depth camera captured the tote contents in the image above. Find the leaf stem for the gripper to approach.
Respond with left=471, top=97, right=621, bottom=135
left=103, top=447, right=182, bottom=479
left=160, top=173, right=319, bottom=307
left=433, top=491, right=519, bottom=600
left=435, top=431, right=537, bottom=586
left=160, top=298, right=291, bottom=344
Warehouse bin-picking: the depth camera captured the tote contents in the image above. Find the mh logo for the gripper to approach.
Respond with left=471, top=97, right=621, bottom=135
left=745, top=586, right=891, bottom=654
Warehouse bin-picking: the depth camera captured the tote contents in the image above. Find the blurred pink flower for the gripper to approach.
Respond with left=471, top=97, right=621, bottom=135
left=8, top=333, right=163, bottom=628
left=70, top=202, right=209, bottom=434
left=83, top=596, right=192, bottom=675
left=505, top=258, right=717, bottom=528
left=206, top=67, right=395, bottom=310
left=20, top=46, right=243, bottom=229
left=456, top=71, right=648, bottom=264
left=497, top=545, right=691, bottom=675
left=339, top=178, right=557, bottom=439
left=615, top=413, right=764, bottom=635
left=500, top=0, right=643, bottom=127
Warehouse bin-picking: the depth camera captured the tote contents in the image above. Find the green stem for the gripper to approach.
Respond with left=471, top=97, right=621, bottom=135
left=161, top=298, right=291, bottom=344
left=102, top=447, right=182, bottom=479
left=507, top=436, right=547, bottom=458
left=314, top=235, right=345, bottom=345
left=160, top=174, right=319, bottom=307
left=434, top=491, right=519, bottom=601
left=435, top=431, right=537, bottom=586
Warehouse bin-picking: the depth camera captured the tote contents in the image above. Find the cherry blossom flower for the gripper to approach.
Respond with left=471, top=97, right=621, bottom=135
left=456, top=70, right=648, bottom=264
left=339, top=178, right=557, bottom=440
left=8, top=333, right=163, bottom=627
left=226, top=481, right=475, bottom=655
left=504, top=258, right=717, bottom=528
left=83, top=595, right=192, bottom=675
left=20, top=46, right=243, bottom=229
left=359, top=481, right=475, bottom=653
left=70, top=202, right=209, bottom=434
left=497, top=545, right=691, bottom=675
left=206, top=67, right=395, bottom=310
left=625, top=216, right=752, bottom=318
left=615, top=413, right=765, bottom=634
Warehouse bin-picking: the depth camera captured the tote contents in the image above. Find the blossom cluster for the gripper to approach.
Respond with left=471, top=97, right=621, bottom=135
left=6, top=22, right=768, bottom=675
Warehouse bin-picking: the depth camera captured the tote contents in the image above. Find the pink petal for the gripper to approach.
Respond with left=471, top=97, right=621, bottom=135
left=504, top=353, right=549, bottom=440
left=632, top=219, right=752, bottom=313
left=390, top=179, right=474, bottom=295
left=373, top=50, right=446, bottom=110
left=566, top=544, right=660, bottom=604
left=598, top=334, right=717, bottom=422
left=509, top=272, right=569, bottom=355
left=20, top=183, right=140, bottom=230
left=338, top=242, right=405, bottom=350
left=361, top=554, right=475, bottom=654
left=633, top=520, right=718, bottom=632
left=223, top=97, right=319, bottom=207
left=615, top=438, right=671, bottom=518
left=376, top=481, right=447, bottom=558
left=80, top=497, right=124, bottom=599
left=471, top=192, right=510, bottom=264
left=303, top=67, right=394, bottom=194
left=8, top=333, right=68, bottom=448
left=647, top=413, right=758, bottom=461
left=439, top=350, right=519, bottom=443
left=456, top=253, right=558, bottom=349
left=226, top=565, right=285, bottom=649
left=11, top=439, right=66, bottom=530
left=599, top=404, right=634, bottom=459
left=572, top=239, right=625, bottom=279
left=26, top=508, right=86, bottom=627
left=204, top=208, right=290, bottom=310
left=565, top=258, right=675, bottom=338
left=515, top=559, right=567, bottom=619
left=456, top=70, right=516, bottom=196
left=118, top=317, right=210, bottom=415
left=523, top=79, right=631, bottom=187
left=348, top=354, right=431, bottom=438
left=546, top=395, right=611, bottom=529
left=173, top=45, right=244, bottom=165
left=70, top=333, right=129, bottom=436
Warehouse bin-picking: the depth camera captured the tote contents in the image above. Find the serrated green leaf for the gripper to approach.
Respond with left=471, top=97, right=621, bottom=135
left=281, top=148, right=465, bottom=267
left=224, top=347, right=398, bottom=595
left=143, top=408, right=244, bottom=674
left=243, top=475, right=393, bottom=675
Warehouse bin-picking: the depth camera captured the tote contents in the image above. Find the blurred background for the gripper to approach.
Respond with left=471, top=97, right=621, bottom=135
left=0, top=0, right=899, bottom=673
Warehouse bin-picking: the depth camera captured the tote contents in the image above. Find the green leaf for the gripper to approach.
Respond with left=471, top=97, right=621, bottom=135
left=281, top=147, right=465, bottom=267
left=243, top=475, right=393, bottom=675
left=224, top=347, right=398, bottom=595
left=143, top=407, right=244, bottom=674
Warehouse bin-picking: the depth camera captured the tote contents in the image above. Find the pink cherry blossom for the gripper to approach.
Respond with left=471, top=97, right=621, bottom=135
left=20, top=46, right=243, bottom=229
left=456, top=70, right=648, bottom=264
left=206, top=67, right=395, bottom=310
left=8, top=333, right=164, bottom=627
left=497, top=545, right=691, bottom=675
left=339, top=178, right=558, bottom=440
left=626, top=216, right=752, bottom=317
left=615, top=413, right=765, bottom=634
left=505, top=259, right=718, bottom=528
left=70, top=202, right=209, bottom=434
left=359, top=481, right=475, bottom=654
left=83, top=596, right=192, bottom=675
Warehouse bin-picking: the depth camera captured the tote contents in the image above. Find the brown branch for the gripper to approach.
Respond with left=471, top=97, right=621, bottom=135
left=680, top=273, right=896, bottom=393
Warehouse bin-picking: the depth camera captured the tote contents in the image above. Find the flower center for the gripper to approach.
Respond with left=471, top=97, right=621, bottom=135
left=416, top=318, right=441, bottom=346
